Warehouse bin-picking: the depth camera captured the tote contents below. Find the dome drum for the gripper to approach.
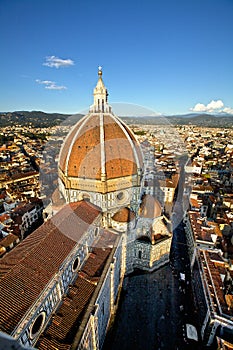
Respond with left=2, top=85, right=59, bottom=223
left=60, top=186, right=136, bottom=215
left=59, top=169, right=140, bottom=195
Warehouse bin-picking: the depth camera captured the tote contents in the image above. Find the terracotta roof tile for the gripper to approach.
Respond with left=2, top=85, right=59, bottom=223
left=81, top=247, right=111, bottom=277
left=0, top=234, right=19, bottom=248
left=0, top=213, right=10, bottom=223
left=200, top=250, right=231, bottom=317
left=38, top=277, right=96, bottom=346
left=190, top=198, right=200, bottom=208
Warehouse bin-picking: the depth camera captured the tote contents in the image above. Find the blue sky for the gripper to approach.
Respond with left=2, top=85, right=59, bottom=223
left=1, top=0, right=233, bottom=115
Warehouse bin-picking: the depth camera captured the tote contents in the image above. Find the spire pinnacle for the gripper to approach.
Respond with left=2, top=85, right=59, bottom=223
left=98, top=66, right=102, bottom=77
left=89, top=66, right=111, bottom=113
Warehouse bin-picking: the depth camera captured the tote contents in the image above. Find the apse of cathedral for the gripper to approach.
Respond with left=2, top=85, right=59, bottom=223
left=0, top=68, right=172, bottom=349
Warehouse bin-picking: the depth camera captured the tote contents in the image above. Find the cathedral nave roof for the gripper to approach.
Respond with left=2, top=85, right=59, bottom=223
left=37, top=229, right=118, bottom=349
left=0, top=201, right=101, bottom=335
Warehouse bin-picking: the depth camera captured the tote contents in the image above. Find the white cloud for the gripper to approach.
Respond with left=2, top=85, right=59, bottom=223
left=43, top=55, right=74, bottom=68
left=207, top=100, right=224, bottom=111
left=45, top=83, right=67, bottom=90
left=223, top=107, right=233, bottom=114
left=36, top=79, right=54, bottom=85
left=190, top=99, right=230, bottom=113
left=36, top=79, right=67, bottom=90
left=190, top=103, right=207, bottom=112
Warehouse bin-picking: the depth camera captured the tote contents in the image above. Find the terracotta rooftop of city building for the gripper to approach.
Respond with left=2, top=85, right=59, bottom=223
left=200, top=250, right=233, bottom=317
left=11, top=202, right=38, bottom=216
left=3, top=171, right=39, bottom=183
left=0, top=213, right=10, bottom=223
left=189, top=211, right=223, bottom=243
left=0, top=233, right=19, bottom=249
left=190, top=197, right=201, bottom=209
left=0, top=201, right=101, bottom=335
left=159, top=173, right=179, bottom=188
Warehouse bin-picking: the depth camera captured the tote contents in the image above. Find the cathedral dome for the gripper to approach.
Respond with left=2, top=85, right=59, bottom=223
left=59, top=67, right=143, bottom=188
left=58, top=68, right=143, bottom=222
left=59, top=112, right=143, bottom=181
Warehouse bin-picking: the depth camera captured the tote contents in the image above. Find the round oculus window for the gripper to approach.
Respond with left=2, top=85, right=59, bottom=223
left=30, top=312, right=45, bottom=338
left=72, top=257, right=80, bottom=271
left=116, top=192, right=124, bottom=201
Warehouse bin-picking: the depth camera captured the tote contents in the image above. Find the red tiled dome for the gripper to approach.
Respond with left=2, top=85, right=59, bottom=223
left=112, top=207, right=135, bottom=223
left=59, top=113, right=143, bottom=180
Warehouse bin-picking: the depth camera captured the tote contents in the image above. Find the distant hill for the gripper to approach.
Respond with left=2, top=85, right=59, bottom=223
left=166, top=114, right=233, bottom=127
left=0, top=111, right=232, bottom=128
left=121, top=113, right=233, bottom=127
left=0, top=111, right=78, bottom=127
